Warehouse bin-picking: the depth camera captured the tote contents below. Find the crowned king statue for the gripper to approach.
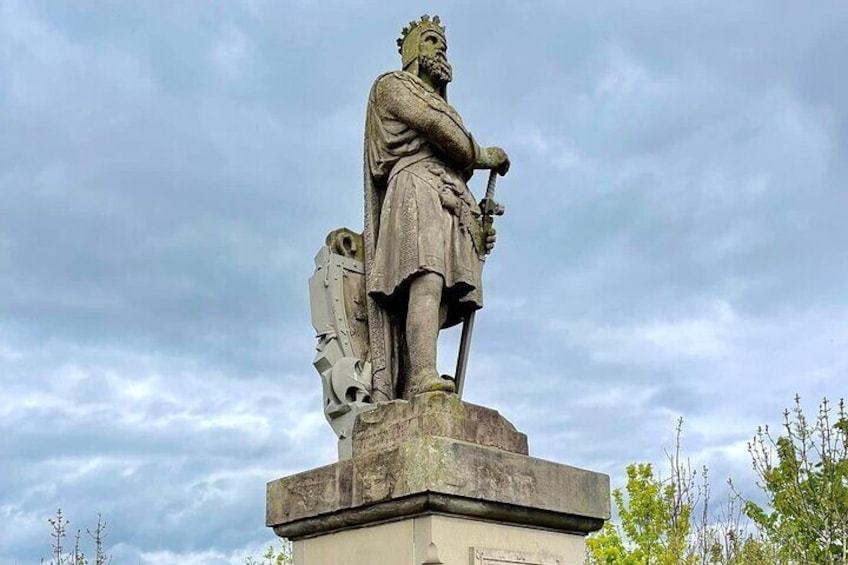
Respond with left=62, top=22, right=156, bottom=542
left=309, top=14, right=510, bottom=443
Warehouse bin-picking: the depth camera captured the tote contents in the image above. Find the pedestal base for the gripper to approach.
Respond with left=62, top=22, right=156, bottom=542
left=294, top=514, right=584, bottom=565
left=267, top=393, right=609, bottom=565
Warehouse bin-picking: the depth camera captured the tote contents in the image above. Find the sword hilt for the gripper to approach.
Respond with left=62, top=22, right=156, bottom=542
left=480, top=170, right=505, bottom=218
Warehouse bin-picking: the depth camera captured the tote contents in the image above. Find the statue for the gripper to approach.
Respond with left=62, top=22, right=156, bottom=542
left=309, top=15, right=510, bottom=443
left=273, top=19, right=613, bottom=547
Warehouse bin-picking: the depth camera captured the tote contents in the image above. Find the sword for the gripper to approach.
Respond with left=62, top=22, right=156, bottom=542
left=455, top=169, right=505, bottom=398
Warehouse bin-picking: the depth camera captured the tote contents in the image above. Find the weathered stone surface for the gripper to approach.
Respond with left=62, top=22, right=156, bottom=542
left=351, top=391, right=528, bottom=457
left=292, top=515, right=585, bottom=565
left=267, top=392, right=608, bottom=539
left=360, top=15, right=511, bottom=403
left=267, top=434, right=610, bottom=539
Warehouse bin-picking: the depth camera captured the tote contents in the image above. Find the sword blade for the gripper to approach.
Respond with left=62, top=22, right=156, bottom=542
left=454, top=309, right=476, bottom=398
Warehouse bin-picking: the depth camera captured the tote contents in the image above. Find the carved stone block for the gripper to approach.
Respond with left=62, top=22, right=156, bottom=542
left=472, top=547, right=562, bottom=565
left=351, top=391, right=528, bottom=457
left=266, top=392, right=609, bottom=541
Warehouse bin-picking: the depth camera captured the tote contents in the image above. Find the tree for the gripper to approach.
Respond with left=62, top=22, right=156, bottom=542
left=586, top=419, right=776, bottom=565
left=586, top=419, right=699, bottom=565
left=87, top=514, right=110, bottom=565
left=694, top=482, right=778, bottom=565
left=744, top=396, right=848, bottom=565
left=586, top=461, right=697, bottom=565
left=42, top=508, right=101, bottom=565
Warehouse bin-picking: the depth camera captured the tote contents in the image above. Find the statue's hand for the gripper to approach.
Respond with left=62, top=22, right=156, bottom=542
left=478, top=146, right=511, bottom=176
left=484, top=224, right=497, bottom=254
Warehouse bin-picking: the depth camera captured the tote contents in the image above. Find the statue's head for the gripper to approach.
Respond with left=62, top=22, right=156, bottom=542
left=397, top=14, right=452, bottom=96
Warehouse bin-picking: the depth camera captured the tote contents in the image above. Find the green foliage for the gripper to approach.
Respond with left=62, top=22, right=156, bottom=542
left=586, top=420, right=778, bottom=565
left=586, top=461, right=697, bottom=565
left=244, top=541, right=293, bottom=565
left=695, top=484, right=778, bottom=565
left=745, top=396, right=848, bottom=565
left=587, top=420, right=699, bottom=565
left=588, top=397, right=848, bottom=565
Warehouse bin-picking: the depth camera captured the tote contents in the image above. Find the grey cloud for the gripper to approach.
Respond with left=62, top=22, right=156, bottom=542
left=1, top=0, right=847, bottom=562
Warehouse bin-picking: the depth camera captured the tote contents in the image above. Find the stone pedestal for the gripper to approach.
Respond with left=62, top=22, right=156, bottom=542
left=267, top=393, right=610, bottom=565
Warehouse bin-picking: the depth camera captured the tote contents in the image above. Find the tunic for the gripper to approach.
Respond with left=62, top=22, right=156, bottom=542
left=364, top=71, right=484, bottom=328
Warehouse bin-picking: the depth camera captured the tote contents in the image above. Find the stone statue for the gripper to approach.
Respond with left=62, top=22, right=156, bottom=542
left=274, top=21, right=610, bottom=557
left=365, top=14, right=510, bottom=400
left=309, top=14, right=509, bottom=443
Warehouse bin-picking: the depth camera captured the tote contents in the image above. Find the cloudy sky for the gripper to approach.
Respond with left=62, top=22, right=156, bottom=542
left=1, top=0, right=846, bottom=562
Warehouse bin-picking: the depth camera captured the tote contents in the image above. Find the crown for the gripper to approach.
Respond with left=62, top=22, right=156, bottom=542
left=396, top=14, right=446, bottom=54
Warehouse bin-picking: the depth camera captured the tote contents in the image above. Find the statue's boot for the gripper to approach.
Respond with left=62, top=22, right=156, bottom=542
left=410, top=371, right=456, bottom=396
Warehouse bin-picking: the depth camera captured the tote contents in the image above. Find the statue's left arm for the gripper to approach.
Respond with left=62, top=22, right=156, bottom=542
left=375, top=73, right=480, bottom=169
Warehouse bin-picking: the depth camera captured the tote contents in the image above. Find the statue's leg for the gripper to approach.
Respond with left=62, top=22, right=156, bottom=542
left=406, top=272, right=455, bottom=395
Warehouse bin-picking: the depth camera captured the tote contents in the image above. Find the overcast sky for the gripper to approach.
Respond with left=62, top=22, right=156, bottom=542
left=1, top=1, right=846, bottom=563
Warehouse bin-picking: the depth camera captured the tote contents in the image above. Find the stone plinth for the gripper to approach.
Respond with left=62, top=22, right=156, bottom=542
left=351, top=391, right=528, bottom=457
left=267, top=393, right=610, bottom=564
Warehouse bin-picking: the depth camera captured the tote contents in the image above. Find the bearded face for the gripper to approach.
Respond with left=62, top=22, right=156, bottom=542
left=416, top=30, right=452, bottom=88
left=419, top=52, right=453, bottom=86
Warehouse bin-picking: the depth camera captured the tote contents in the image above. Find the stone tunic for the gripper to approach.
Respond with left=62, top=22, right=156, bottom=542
left=365, top=71, right=484, bottom=328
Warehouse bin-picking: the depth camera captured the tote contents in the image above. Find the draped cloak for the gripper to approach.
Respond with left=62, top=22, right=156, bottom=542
left=363, top=71, right=484, bottom=401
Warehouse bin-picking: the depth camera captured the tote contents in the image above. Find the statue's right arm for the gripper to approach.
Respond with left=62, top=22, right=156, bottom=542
left=375, top=73, right=478, bottom=169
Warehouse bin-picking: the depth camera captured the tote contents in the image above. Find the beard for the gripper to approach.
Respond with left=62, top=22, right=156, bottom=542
left=419, top=53, right=453, bottom=86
